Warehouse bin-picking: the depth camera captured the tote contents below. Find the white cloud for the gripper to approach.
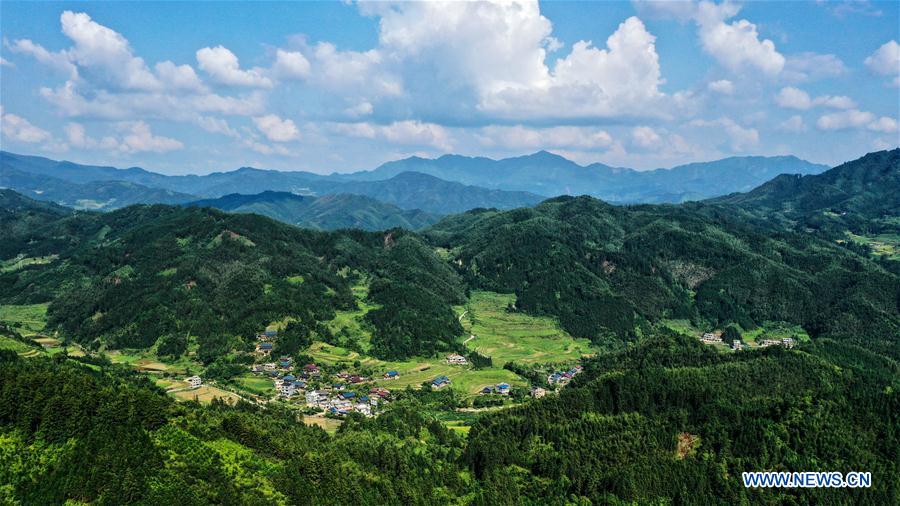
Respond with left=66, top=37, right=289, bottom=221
left=197, top=45, right=272, bottom=88
left=194, top=116, right=239, bottom=138
left=154, top=61, right=206, bottom=92
left=695, top=1, right=785, bottom=76
left=775, top=87, right=857, bottom=111
left=782, top=52, right=846, bottom=82
left=816, top=109, right=897, bottom=133
left=477, top=125, right=614, bottom=151
left=0, top=57, right=13, bottom=67
left=271, top=49, right=310, bottom=81
left=707, top=79, right=734, bottom=95
left=631, top=126, right=662, bottom=149
left=479, top=16, right=669, bottom=119
left=39, top=80, right=265, bottom=120
left=60, top=11, right=162, bottom=91
left=1, top=111, right=52, bottom=143
left=866, top=116, right=898, bottom=133
left=777, top=115, right=806, bottom=133
left=6, top=38, right=78, bottom=78
left=308, top=42, right=402, bottom=98
left=114, top=121, right=183, bottom=153
left=344, top=101, right=374, bottom=118
left=864, top=40, right=900, bottom=86
left=775, top=87, right=812, bottom=110
left=816, top=95, right=856, bottom=110
left=330, top=121, right=453, bottom=150
left=252, top=114, right=300, bottom=142
left=64, top=122, right=97, bottom=148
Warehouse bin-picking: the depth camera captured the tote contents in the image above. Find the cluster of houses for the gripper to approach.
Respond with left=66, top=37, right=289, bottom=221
left=760, top=337, right=796, bottom=349
left=548, top=365, right=583, bottom=386
left=305, top=387, right=393, bottom=417
left=480, top=382, right=510, bottom=395
left=446, top=354, right=468, bottom=365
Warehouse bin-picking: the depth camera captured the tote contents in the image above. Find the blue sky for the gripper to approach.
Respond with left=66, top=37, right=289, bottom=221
left=1, top=1, right=898, bottom=175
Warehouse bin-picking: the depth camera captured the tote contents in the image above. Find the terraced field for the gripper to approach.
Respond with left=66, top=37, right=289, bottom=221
left=0, top=303, right=49, bottom=335
left=459, top=291, right=595, bottom=366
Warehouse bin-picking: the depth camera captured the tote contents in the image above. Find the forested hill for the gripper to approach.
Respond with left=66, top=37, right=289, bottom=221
left=0, top=192, right=465, bottom=359
left=425, top=195, right=899, bottom=358
left=710, top=148, right=900, bottom=235
left=185, top=191, right=440, bottom=231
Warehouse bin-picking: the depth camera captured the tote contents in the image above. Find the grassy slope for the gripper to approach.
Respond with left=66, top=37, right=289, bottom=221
left=460, top=291, right=594, bottom=366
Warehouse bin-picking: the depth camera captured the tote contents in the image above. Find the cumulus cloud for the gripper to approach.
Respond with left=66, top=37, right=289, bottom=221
left=695, top=1, right=784, bottom=76
left=477, top=125, right=614, bottom=151
left=777, top=115, right=806, bottom=133
left=631, top=126, right=662, bottom=149
left=864, top=40, right=900, bottom=87
left=782, top=52, right=846, bottom=82
left=59, top=11, right=163, bottom=91
left=707, top=79, right=734, bottom=95
left=252, top=114, right=300, bottom=142
left=197, top=45, right=273, bottom=88
left=816, top=109, right=898, bottom=133
left=330, top=121, right=453, bottom=150
left=154, top=61, right=206, bottom=92
left=776, top=87, right=857, bottom=111
left=113, top=121, right=183, bottom=153
left=1, top=110, right=52, bottom=143
left=6, top=38, right=78, bottom=78
left=270, top=49, right=311, bottom=81
left=479, top=16, right=669, bottom=119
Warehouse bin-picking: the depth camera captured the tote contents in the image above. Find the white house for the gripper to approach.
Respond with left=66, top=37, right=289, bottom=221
left=446, top=354, right=468, bottom=365
left=186, top=376, right=202, bottom=389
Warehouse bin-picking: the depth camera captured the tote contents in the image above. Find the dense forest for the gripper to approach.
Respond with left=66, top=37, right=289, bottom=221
left=0, top=190, right=463, bottom=359
left=425, top=193, right=899, bottom=358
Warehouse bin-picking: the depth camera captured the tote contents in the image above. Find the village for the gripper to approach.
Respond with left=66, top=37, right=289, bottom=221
left=170, top=326, right=587, bottom=421
left=698, top=330, right=796, bottom=351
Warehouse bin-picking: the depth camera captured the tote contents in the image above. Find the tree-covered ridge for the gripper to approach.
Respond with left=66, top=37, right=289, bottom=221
left=0, top=198, right=463, bottom=360
left=464, top=334, right=900, bottom=504
left=711, top=148, right=900, bottom=236
left=426, top=195, right=899, bottom=357
left=186, top=191, right=441, bottom=231
left=0, top=354, right=472, bottom=505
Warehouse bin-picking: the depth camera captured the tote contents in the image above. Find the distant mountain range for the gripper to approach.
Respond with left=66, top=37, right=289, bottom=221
left=1, top=149, right=830, bottom=220
left=186, top=191, right=440, bottom=231
left=347, top=150, right=829, bottom=203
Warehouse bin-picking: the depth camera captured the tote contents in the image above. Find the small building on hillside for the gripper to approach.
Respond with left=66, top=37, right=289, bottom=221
left=480, top=386, right=495, bottom=395
left=446, top=354, right=468, bottom=365
left=186, top=376, right=202, bottom=389
left=384, top=370, right=400, bottom=380
left=279, top=382, right=296, bottom=398
left=760, top=339, right=780, bottom=347
left=256, top=342, right=274, bottom=354
left=701, top=332, right=722, bottom=344
left=370, top=387, right=391, bottom=399
left=530, top=387, right=547, bottom=398
left=432, top=375, right=451, bottom=390
left=497, top=383, right=510, bottom=395
left=781, top=338, right=796, bottom=348
left=278, top=356, right=293, bottom=369
left=303, top=363, right=321, bottom=376
left=731, top=340, right=744, bottom=351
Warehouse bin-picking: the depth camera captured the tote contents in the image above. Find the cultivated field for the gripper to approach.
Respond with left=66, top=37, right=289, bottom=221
left=0, top=303, right=49, bottom=335
left=460, top=291, right=595, bottom=366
